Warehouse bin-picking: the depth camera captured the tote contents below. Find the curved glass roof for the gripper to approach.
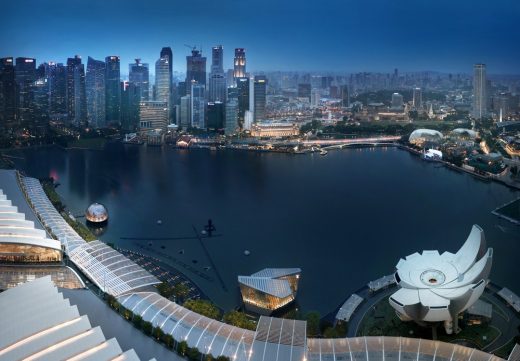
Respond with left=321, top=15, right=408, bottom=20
left=118, top=292, right=255, bottom=360
left=21, top=177, right=160, bottom=296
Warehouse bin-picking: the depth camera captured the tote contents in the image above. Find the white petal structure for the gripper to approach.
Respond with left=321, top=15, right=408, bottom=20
left=389, top=225, right=493, bottom=334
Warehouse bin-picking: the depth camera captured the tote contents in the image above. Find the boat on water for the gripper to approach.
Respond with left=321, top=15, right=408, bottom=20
left=320, top=149, right=328, bottom=156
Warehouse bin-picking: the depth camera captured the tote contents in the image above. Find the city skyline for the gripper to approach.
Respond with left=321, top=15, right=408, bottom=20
left=1, top=0, right=519, bottom=75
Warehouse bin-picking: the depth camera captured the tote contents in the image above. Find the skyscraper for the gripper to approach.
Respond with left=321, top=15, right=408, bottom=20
left=340, top=85, right=349, bottom=107
left=207, top=101, right=224, bottom=130
left=155, top=56, right=170, bottom=103
left=225, top=99, right=238, bottom=135
left=233, top=48, right=246, bottom=80
left=86, top=57, right=106, bottom=128
left=160, top=47, right=173, bottom=86
left=190, top=81, right=205, bottom=128
left=253, top=75, right=267, bottom=122
left=15, top=57, right=36, bottom=125
left=129, top=59, right=149, bottom=101
left=49, top=63, right=67, bottom=120
left=0, top=57, right=17, bottom=129
left=473, top=64, right=487, bottom=119
left=186, top=49, right=206, bottom=87
left=298, top=83, right=311, bottom=102
left=66, top=55, right=86, bottom=126
left=120, top=81, right=140, bottom=132
left=105, top=56, right=121, bottom=125
left=236, top=77, right=250, bottom=128
left=412, top=87, right=422, bottom=109
left=209, top=45, right=226, bottom=102
left=391, top=92, right=404, bottom=110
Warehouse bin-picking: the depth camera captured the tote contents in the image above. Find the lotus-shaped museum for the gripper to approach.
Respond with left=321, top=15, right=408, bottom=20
left=389, top=225, right=493, bottom=334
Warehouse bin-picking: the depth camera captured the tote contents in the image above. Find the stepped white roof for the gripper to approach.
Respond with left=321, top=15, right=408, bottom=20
left=0, top=276, right=140, bottom=361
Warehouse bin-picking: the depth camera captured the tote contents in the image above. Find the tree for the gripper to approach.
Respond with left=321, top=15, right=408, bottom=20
left=183, top=299, right=221, bottom=320
left=121, top=307, right=132, bottom=320
left=133, top=314, right=143, bottom=329
left=153, top=326, right=163, bottom=340
left=142, top=321, right=153, bottom=335
left=216, top=356, right=231, bottom=361
left=223, top=310, right=256, bottom=330
left=163, top=333, right=174, bottom=348
left=305, top=311, right=321, bottom=337
left=178, top=340, right=188, bottom=356
left=173, top=283, right=190, bottom=301
left=186, top=347, right=201, bottom=360
left=157, top=282, right=174, bottom=298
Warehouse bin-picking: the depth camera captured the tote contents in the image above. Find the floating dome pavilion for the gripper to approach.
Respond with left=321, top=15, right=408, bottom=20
left=85, top=202, right=108, bottom=223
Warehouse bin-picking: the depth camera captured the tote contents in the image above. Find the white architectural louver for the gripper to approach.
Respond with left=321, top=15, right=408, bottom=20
left=389, top=224, right=493, bottom=334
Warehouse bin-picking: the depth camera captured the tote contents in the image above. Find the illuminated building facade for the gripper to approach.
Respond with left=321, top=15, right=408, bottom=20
left=66, top=55, right=87, bottom=126
left=250, top=122, right=299, bottom=138
left=129, top=59, right=149, bottom=101
left=105, top=56, right=121, bottom=124
left=186, top=49, right=206, bottom=86
left=253, top=75, right=267, bottom=122
left=233, top=48, right=246, bottom=80
left=15, top=57, right=36, bottom=125
left=0, top=188, right=62, bottom=263
left=139, top=101, right=168, bottom=133
left=238, top=268, right=301, bottom=314
left=85, top=56, right=106, bottom=128
left=0, top=57, right=17, bottom=128
left=473, top=63, right=487, bottom=119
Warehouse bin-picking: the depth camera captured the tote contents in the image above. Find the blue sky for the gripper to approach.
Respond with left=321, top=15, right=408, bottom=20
left=1, top=0, right=519, bottom=75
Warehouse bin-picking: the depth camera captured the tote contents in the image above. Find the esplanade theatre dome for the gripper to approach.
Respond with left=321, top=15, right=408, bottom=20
left=409, top=129, right=443, bottom=146
left=85, top=202, right=108, bottom=223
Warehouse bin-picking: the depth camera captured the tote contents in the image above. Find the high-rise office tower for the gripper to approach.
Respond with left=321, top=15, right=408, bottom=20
left=207, top=101, right=224, bottom=130
left=209, top=45, right=226, bottom=102
left=0, top=57, right=17, bottom=129
left=473, top=64, right=487, bottom=119
left=49, top=63, right=67, bottom=120
left=236, top=77, right=250, bottom=128
left=120, top=81, right=140, bottom=132
left=66, top=55, right=86, bottom=126
left=155, top=56, right=170, bottom=103
left=413, top=87, right=422, bottom=109
left=340, top=85, right=349, bottom=107
left=159, top=48, right=173, bottom=120
left=32, top=77, right=50, bottom=129
left=105, top=56, right=120, bottom=125
left=225, top=99, right=238, bottom=135
left=298, top=83, right=311, bottom=102
left=129, top=59, right=149, bottom=101
left=180, top=95, right=191, bottom=129
left=190, top=81, right=205, bottom=128
left=86, top=57, right=106, bottom=128
left=391, top=92, right=404, bottom=109
left=186, top=49, right=206, bottom=86
left=233, top=48, right=246, bottom=80
left=139, top=101, right=168, bottom=132
left=160, top=47, right=173, bottom=86
left=15, top=57, right=36, bottom=125
left=311, top=89, right=321, bottom=108
left=253, top=75, right=267, bottom=122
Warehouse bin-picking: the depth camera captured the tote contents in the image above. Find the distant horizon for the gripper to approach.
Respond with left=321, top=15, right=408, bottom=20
left=2, top=52, right=520, bottom=78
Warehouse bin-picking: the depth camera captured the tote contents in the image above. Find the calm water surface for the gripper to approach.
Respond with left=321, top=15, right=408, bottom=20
left=11, top=144, right=520, bottom=314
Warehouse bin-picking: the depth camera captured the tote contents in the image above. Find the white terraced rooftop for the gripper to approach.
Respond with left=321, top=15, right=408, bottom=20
left=19, top=175, right=160, bottom=296
left=238, top=267, right=301, bottom=298
left=0, top=276, right=140, bottom=361
left=0, top=188, right=61, bottom=253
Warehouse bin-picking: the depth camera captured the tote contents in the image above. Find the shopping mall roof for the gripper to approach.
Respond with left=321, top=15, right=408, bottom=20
left=0, top=189, right=61, bottom=252
left=0, top=276, right=140, bottom=361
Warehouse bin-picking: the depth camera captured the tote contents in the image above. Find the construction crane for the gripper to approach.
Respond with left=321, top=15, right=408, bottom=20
left=184, top=44, right=196, bottom=52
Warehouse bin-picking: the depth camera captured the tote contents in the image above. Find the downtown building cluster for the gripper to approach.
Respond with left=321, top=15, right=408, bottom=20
left=0, top=46, right=271, bottom=137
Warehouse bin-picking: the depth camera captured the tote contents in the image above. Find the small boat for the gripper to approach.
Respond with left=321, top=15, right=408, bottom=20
left=244, top=250, right=251, bottom=256
left=157, top=220, right=162, bottom=225
left=320, top=149, right=328, bottom=156
left=204, top=266, right=211, bottom=271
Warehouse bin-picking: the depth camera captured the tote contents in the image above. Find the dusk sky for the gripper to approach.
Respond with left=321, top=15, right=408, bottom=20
left=1, top=0, right=519, bottom=75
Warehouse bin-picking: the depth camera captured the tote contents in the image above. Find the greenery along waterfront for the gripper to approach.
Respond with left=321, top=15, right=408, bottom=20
left=41, top=178, right=97, bottom=241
